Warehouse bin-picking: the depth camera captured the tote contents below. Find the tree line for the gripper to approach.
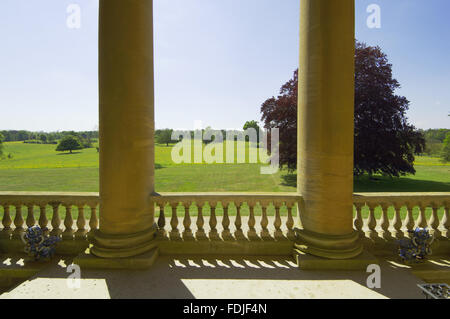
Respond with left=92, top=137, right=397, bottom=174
left=0, top=130, right=98, bottom=156
left=155, top=123, right=261, bottom=147
left=0, top=130, right=98, bottom=146
left=419, top=128, right=450, bottom=157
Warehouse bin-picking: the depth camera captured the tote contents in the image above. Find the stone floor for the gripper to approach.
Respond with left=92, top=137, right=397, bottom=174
left=0, top=255, right=434, bottom=299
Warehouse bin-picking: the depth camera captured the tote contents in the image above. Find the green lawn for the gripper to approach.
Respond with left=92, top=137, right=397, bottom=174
left=353, top=164, right=450, bottom=192
left=0, top=141, right=448, bottom=193
left=0, top=142, right=99, bottom=169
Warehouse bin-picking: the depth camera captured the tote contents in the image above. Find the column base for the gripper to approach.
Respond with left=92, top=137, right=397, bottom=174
left=90, top=225, right=157, bottom=258
left=74, top=247, right=159, bottom=270
left=294, top=228, right=363, bottom=260
left=293, top=249, right=378, bottom=270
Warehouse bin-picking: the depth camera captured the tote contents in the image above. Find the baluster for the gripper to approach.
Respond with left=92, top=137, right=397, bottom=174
left=366, top=204, right=377, bottom=239
left=392, top=204, right=403, bottom=238
left=273, top=203, right=282, bottom=238
left=1, top=204, right=12, bottom=238
left=416, top=204, right=428, bottom=228
left=428, top=204, right=441, bottom=238
left=247, top=203, right=256, bottom=238
left=25, top=204, right=36, bottom=228
left=404, top=204, right=415, bottom=234
left=379, top=204, right=390, bottom=239
left=441, top=204, right=449, bottom=238
left=75, top=204, right=87, bottom=238
left=169, top=203, right=180, bottom=239
left=62, top=204, right=74, bottom=239
left=38, top=204, right=48, bottom=233
left=286, top=203, right=295, bottom=240
left=157, top=203, right=166, bottom=236
left=182, top=203, right=192, bottom=238
left=260, top=203, right=269, bottom=238
left=222, top=202, right=231, bottom=239
left=50, top=203, right=61, bottom=237
left=353, top=204, right=364, bottom=236
left=12, top=204, right=24, bottom=239
left=88, top=204, right=98, bottom=236
left=196, top=202, right=206, bottom=239
left=234, top=202, right=243, bottom=238
left=209, top=202, right=218, bottom=239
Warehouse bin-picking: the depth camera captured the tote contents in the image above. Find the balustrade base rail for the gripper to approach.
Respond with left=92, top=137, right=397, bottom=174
left=0, top=234, right=447, bottom=259
left=356, top=228, right=450, bottom=256
left=0, top=227, right=448, bottom=257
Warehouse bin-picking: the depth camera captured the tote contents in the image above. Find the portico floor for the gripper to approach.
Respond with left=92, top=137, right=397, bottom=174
left=0, top=255, right=438, bottom=299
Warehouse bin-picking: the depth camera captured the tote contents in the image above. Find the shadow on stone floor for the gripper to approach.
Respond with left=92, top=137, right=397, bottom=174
left=0, top=255, right=430, bottom=299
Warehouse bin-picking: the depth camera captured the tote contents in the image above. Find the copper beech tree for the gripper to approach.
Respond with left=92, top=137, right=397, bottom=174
left=261, top=41, right=425, bottom=177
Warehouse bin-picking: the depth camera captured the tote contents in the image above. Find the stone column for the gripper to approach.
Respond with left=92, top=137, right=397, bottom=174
left=91, top=0, right=157, bottom=258
left=295, top=0, right=362, bottom=259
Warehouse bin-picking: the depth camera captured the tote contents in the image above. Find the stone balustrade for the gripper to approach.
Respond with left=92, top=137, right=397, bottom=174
left=0, top=192, right=99, bottom=241
left=151, top=192, right=301, bottom=241
left=352, top=193, right=449, bottom=240
left=0, top=191, right=448, bottom=256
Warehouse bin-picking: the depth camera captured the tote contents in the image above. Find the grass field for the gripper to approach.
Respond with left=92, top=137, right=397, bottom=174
left=0, top=141, right=449, bottom=193
left=0, top=141, right=448, bottom=220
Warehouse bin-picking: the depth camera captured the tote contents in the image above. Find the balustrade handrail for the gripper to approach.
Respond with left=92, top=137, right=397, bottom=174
left=150, top=192, right=301, bottom=207
left=1, top=191, right=448, bottom=205
left=353, top=192, right=449, bottom=207
left=0, top=191, right=99, bottom=206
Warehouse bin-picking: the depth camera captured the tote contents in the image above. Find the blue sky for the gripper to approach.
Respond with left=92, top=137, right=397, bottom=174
left=0, top=0, right=449, bottom=132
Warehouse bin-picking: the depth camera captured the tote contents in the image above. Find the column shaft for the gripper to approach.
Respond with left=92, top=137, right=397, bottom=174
left=295, top=0, right=362, bottom=259
left=92, top=0, right=156, bottom=258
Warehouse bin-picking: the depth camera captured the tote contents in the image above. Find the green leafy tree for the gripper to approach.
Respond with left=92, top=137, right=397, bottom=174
left=243, top=120, right=261, bottom=145
left=39, top=134, right=47, bottom=143
left=441, top=133, right=450, bottom=163
left=56, top=136, right=83, bottom=154
left=202, top=126, right=218, bottom=145
left=48, top=133, right=56, bottom=144
left=420, top=128, right=450, bottom=156
left=156, top=129, right=174, bottom=146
